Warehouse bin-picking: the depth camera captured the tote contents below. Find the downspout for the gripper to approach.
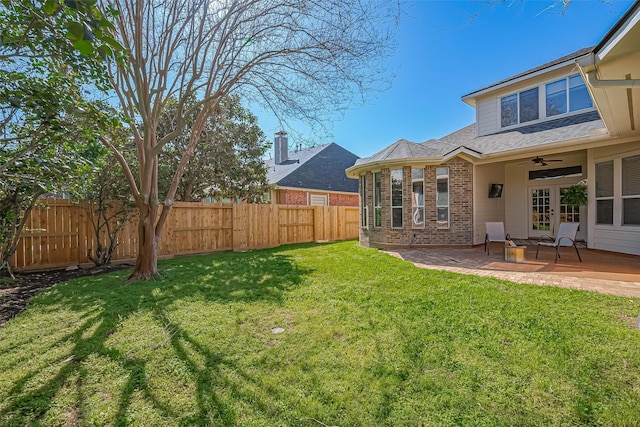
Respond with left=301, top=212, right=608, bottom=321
left=585, top=70, right=640, bottom=88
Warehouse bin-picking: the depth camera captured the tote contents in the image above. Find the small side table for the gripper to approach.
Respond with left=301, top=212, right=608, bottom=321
left=505, top=246, right=526, bottom=263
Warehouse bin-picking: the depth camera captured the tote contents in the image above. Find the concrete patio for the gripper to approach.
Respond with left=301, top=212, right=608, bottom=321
left=383, top=244, right=640, bottom=298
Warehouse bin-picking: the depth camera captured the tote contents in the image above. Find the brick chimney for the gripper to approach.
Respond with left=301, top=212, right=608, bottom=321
left=274, top=131, right=288, bottom=164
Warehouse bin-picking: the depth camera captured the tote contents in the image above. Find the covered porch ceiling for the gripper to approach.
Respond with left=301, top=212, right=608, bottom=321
left=577, top=1, right=640, bottom=138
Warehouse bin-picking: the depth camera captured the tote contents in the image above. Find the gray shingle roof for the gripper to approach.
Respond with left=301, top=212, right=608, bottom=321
left=462, top=46, right=595, bottom=99
left=353, top=138, right=456, bottom=166
left=352, top=111, right=604, bottom=168
left=440, top=110, right=604, bottom=155
left=266, top=142, right=360, bottom=192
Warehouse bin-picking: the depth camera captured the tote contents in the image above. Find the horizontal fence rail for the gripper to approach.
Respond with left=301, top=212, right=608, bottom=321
left=11, top=200, right=359, bottom=271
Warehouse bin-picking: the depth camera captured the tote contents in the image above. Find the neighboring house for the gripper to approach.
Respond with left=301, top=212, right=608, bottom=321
left=347, top=1, right=640, bottom=256
left=265, top=131, right=360, bottom=206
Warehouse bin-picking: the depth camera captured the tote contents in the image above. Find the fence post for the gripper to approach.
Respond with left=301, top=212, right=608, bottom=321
left=232, top=203, right=238, bottom=251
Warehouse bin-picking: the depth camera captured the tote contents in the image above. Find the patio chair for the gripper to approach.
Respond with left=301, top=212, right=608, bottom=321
left=535, top=222, right=582, bottom=263
left=484, top=222, right=510, bottom=255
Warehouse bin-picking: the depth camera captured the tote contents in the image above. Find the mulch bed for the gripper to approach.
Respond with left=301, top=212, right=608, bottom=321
left=0, top=264, right=131, bottom=328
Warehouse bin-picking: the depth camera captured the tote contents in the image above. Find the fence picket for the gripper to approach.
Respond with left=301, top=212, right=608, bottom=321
left=9, top=200, right=359, bottom=271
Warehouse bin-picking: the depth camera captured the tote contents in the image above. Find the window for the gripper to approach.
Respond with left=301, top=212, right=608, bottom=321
left=501, top=87, right=539, bottom=127
left=411, top=168, right=424, bottom=229
left=546, top=74, right=592, bottom=117
left=529, top=166, right=582, bottom=181
left=436, top=167, right=449, bottom=228
left=391, top=169, right=403, bottom=228
left=360, top=177, right=367, bottom=228
left=595, top=161, right=614, bottom=225
left=374, top=172, right=382, bottom=227
left=501, top=94, right=517, bottom=127
left=622, top=155, right=640, bottom=226
left=519, top=87, right=539, bottom=123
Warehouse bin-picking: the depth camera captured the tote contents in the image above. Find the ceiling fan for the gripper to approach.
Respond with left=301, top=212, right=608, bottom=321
left=531, top=156, right=562, bottom=166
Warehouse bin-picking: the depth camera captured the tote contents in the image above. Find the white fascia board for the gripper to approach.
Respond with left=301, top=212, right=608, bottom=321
left=595, top=7, right=640, bottom=62
left=461, top=59, right=585, bottom=106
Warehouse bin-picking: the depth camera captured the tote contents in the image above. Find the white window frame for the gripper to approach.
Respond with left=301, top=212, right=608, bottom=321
left=545, top=74, right=593, bottom=117
left=595, top=160, right=614, bottom=225
left=500, top=87, right=539, bottom=128
left=360, top=176, right=368, bottom=228
left=411, top=168, right=425, bottom=229
left=390, top=169, right=403, bottom=229
left=622, top=154, right=640, bottom=227
left=374, top=172, right=382, bottom=228
left=436, top=167, right=450, bottom=229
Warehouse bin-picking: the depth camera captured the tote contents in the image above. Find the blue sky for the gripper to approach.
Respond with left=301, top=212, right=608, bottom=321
left=256, top=0, right=635, bottom=159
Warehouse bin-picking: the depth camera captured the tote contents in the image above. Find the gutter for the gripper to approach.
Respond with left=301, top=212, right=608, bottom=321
left=585, top=71, right=640, bottom=88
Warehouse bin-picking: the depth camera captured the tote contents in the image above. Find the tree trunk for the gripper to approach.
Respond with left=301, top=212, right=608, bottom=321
left=129, top=202, right=160, bottom=280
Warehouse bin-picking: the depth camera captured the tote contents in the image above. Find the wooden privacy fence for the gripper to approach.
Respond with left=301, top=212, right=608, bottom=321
left=11, top=199, right=359, bottom=271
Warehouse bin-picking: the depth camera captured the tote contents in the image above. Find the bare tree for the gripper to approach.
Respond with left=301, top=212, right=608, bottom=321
left=100, top=0, right=401, bottom=279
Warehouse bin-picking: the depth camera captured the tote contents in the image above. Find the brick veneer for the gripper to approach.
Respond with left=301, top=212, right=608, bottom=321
left=359, top=157, right=474, bottom=248
left=329, top=193, right=359, bottom=206
left=275, top=189, right=359, bottom=206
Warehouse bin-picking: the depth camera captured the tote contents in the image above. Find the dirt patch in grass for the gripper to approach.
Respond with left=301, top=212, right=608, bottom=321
left=0, top=264, right=131, bottom=328
left=615, top=313, right=639, bottom=329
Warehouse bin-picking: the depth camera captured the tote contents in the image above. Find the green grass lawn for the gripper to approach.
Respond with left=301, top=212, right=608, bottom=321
left=1, top=241, right=639, bottom=426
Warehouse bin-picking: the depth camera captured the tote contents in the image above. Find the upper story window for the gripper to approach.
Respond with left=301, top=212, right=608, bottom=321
left=501, top=87, right=539, bottom=127
left=500, top=74, right=593, bottom=129
left=546, top=74, right=592, bottom=117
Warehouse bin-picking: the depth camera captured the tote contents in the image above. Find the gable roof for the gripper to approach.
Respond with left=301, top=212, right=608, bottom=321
left=266, top=142, right=360, bottom=193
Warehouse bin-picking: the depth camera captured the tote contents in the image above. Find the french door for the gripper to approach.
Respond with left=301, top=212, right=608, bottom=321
left=529, top=185, right=583, bottom=239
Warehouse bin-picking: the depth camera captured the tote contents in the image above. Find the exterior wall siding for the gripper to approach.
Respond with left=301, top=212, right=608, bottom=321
left=473, top=163, right=506, bottom=245
left=359, top=158, right=474, bottom=247
left=587, top=142, right=640, bottom=255
left=476, top=97, right=499, bottom=137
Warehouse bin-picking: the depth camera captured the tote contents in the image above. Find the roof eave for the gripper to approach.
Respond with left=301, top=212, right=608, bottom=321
left=462, top=51, right=592, bottom=103
left=593, top=0, right=640, bottom=61
left=346, top=157, right=443, bottom=178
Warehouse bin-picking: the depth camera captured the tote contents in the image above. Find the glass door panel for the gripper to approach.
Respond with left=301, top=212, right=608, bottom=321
left=530, top=188, right=552, bottom=237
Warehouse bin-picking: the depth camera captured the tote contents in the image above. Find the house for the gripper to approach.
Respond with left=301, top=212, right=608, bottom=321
left=265, top=131, right=360, bottom=206
left=346, top=1, right=640, bottom=256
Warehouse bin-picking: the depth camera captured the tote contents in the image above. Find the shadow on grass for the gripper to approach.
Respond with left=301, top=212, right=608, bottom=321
left=1, top=244, right=314, bottom=426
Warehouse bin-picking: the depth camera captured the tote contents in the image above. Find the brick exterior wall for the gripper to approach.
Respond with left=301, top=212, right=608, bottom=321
left=329, top=193, right=359, bottom=206
left=359, top=157, right=474, bottom=248
left=275, top=189, right=358, bottom=206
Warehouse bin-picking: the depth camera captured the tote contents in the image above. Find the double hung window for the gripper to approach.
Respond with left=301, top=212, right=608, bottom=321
left=436, top=167, right=449, bottom=228
left=360, top=177, right=367, bottom=228
left=411, top=168, right=424, bottom=229
left=391, top=169, right=403, bottom=228
left=374, top=172, right=382, bottom=227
